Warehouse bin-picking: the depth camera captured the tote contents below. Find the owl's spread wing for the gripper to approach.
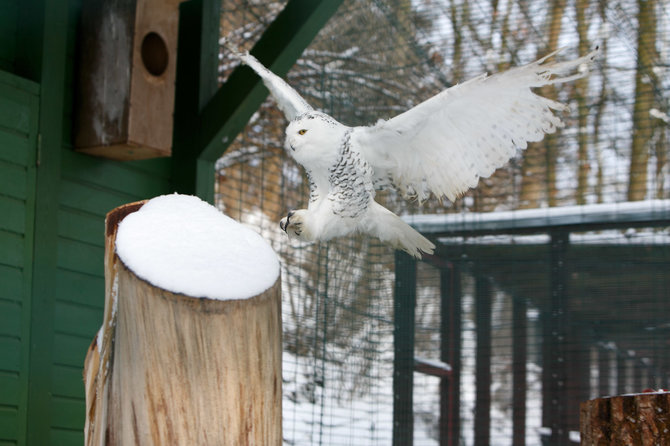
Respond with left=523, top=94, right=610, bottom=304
left=356, top=48, right=599, bottom=202
left=232, top=48, right=313, bottom=121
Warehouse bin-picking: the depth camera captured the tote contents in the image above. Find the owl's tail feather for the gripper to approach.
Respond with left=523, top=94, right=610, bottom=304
left=365, top=203, right=435, bottom=259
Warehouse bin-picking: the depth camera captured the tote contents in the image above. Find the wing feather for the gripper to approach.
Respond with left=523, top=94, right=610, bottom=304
left=225, top=41, right=313, bottom=121
left=356, top=48, right=599, bottom=202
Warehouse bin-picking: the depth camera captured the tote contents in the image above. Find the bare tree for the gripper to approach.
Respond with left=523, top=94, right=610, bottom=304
left=519, top=0, right=567, bottom=208
left=575, top=0, right=591, bottom=204
left=628, top=0, right=658, bottom=201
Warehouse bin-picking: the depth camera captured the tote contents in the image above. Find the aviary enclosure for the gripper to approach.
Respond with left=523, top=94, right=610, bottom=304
left=217, top=0, right=669, bottom=444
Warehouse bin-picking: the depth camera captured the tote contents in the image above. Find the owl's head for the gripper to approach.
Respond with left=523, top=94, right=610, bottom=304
left=285, top=113, right=348, bottom=167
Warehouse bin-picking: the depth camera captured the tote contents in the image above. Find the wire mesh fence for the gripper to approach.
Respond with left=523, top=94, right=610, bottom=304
left=216, top=1, right=669, bottom=444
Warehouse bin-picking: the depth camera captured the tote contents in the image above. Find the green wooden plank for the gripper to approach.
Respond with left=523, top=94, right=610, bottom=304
left=0, top=406, right=18, bottom=441
left=0, top=337, right=20, bottom=372
left=54, top=300, right=100, bottom=338
left=59, top=179, right=142, bottom=218
left=0, top=162, right=27, bottom=200
left=0, top=70, right=39, bottom=96
left=0, top=196, right=24, bottom=234
left=55, top=269, right=103, bottom=307
left=125, top=157, right=172, bottom=177
left=50, top=396, right=84, bottom=430
left=0, top=301, right=20, bottom=337
left=57, top=208, right=104, bottom=246
left=172, top=0, right=221, bottom=199
left=50, top=428, right=83, bottom=445
left=26, top=1, right=70, bottom=443
left=0, top=372, right=20, bottom=406
left=0, top=230, right=23, bottom=268
left=57, top=238, right=104, bottom=277
left=52, top=333, right=89, bottom=368
left=61, top=149, right=171, bottom=198
left=0, top=261, right=22, bottom=303
left=16, top=86, right=36, bottom=446
left=0, top=83, right=34, bottom=135
left=0, top=130, right=30, bottom=166
left=51, top=365, right=85, bottom=400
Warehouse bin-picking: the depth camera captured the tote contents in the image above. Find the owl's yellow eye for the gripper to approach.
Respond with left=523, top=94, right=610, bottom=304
left=298, top=129, right=307, bottom=135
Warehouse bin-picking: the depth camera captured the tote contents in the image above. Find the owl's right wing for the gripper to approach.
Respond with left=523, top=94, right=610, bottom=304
left=227, top=42, right=313, bottom=121
left=356, top=48, right=599, bottom=202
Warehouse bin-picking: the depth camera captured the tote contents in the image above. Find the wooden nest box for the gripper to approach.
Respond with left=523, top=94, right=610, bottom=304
left=74, top=0, right=181, bottom=160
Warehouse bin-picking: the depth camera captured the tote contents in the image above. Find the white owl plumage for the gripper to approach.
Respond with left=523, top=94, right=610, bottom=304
left=227, top=42, right=598, bottom=258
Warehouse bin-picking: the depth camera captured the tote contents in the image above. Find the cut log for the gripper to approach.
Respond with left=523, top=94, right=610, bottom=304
left=84, top=196, right=282, bottom=445
left=580, top=392, right=670, bottom=445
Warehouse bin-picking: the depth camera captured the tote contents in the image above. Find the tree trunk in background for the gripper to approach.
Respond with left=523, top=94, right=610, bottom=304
left=592, top=2, right=609, bottom=204
left=655, top=125, right=667, bottom=198
left=574, top=0, right=590, bottom=205
left=448, top=0, right=465, bottom=84
left=84, top=202, right=283, bottom=446
left=628, top=0, right=657, bottom=201
left=519, top=0, right=566, bottom=208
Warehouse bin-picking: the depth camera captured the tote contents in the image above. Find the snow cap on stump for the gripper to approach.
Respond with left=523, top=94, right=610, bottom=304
left=115, top=193, right=279, bottom=300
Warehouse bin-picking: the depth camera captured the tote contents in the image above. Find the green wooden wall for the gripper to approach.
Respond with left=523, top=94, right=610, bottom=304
left=0, top=70, right=173, bottom=445
left=0, top=1, right=174, bottom=444
left=49, top=152, right=172, bottom=445
left=0, top=70, right=39, bottom=446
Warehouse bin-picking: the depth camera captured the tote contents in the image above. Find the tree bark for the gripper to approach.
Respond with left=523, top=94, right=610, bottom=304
left=518, top=0, right=566, bottom=208
left=84, top=201, right=282, bottom=445
left=580, top=392, right=670, bottom=445
left=574, top=0, right=590, bottom=205
left=628, top=0, right=658, bottom=201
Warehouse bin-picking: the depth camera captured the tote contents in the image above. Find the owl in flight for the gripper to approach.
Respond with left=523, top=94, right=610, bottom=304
left=227, top=43, right=598, bottom=258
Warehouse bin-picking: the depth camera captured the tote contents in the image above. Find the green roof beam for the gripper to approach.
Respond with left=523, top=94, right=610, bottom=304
left=196, top=0, right=343, bottom=162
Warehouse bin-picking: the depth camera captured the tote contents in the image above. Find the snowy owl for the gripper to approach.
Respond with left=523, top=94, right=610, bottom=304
left=226, top=42, right=598, bottom=258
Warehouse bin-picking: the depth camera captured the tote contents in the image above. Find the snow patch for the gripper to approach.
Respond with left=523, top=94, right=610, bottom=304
left=115, top=194, right=279, bottom=300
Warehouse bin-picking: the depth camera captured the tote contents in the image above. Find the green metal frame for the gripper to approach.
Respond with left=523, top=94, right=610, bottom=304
left=393, top=251, right=417, bottom=446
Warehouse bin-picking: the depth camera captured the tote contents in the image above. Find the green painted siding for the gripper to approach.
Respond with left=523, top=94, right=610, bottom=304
left=0, top=60, right=173, bottom=446
left=0, top=71, right=39, bottom=446
left=49, top=152, right=171, bottom=442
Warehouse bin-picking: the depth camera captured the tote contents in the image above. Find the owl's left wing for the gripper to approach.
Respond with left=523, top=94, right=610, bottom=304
left=356, top=48, right=599, bottom=202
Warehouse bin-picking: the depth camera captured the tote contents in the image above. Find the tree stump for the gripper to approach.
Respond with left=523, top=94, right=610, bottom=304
left=580, top=392, right=670, bottom=445
left=84, top=196, right=282, bottom=445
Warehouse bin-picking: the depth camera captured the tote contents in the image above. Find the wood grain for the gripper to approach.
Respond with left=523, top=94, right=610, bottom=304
left=84, top=201, right=282, bottom=445
left=580, top=392, right=670, bottom=445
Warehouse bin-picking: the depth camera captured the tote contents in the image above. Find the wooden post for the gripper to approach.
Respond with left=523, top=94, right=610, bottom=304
left=580, top=392, right=670, bottom=445
left=84, top=200, right=282, bottom=445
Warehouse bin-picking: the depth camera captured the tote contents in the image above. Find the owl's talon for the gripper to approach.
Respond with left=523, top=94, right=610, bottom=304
left=280, top=210, right=305, bottom=238
left=280, top=210, right=295, bottom=233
